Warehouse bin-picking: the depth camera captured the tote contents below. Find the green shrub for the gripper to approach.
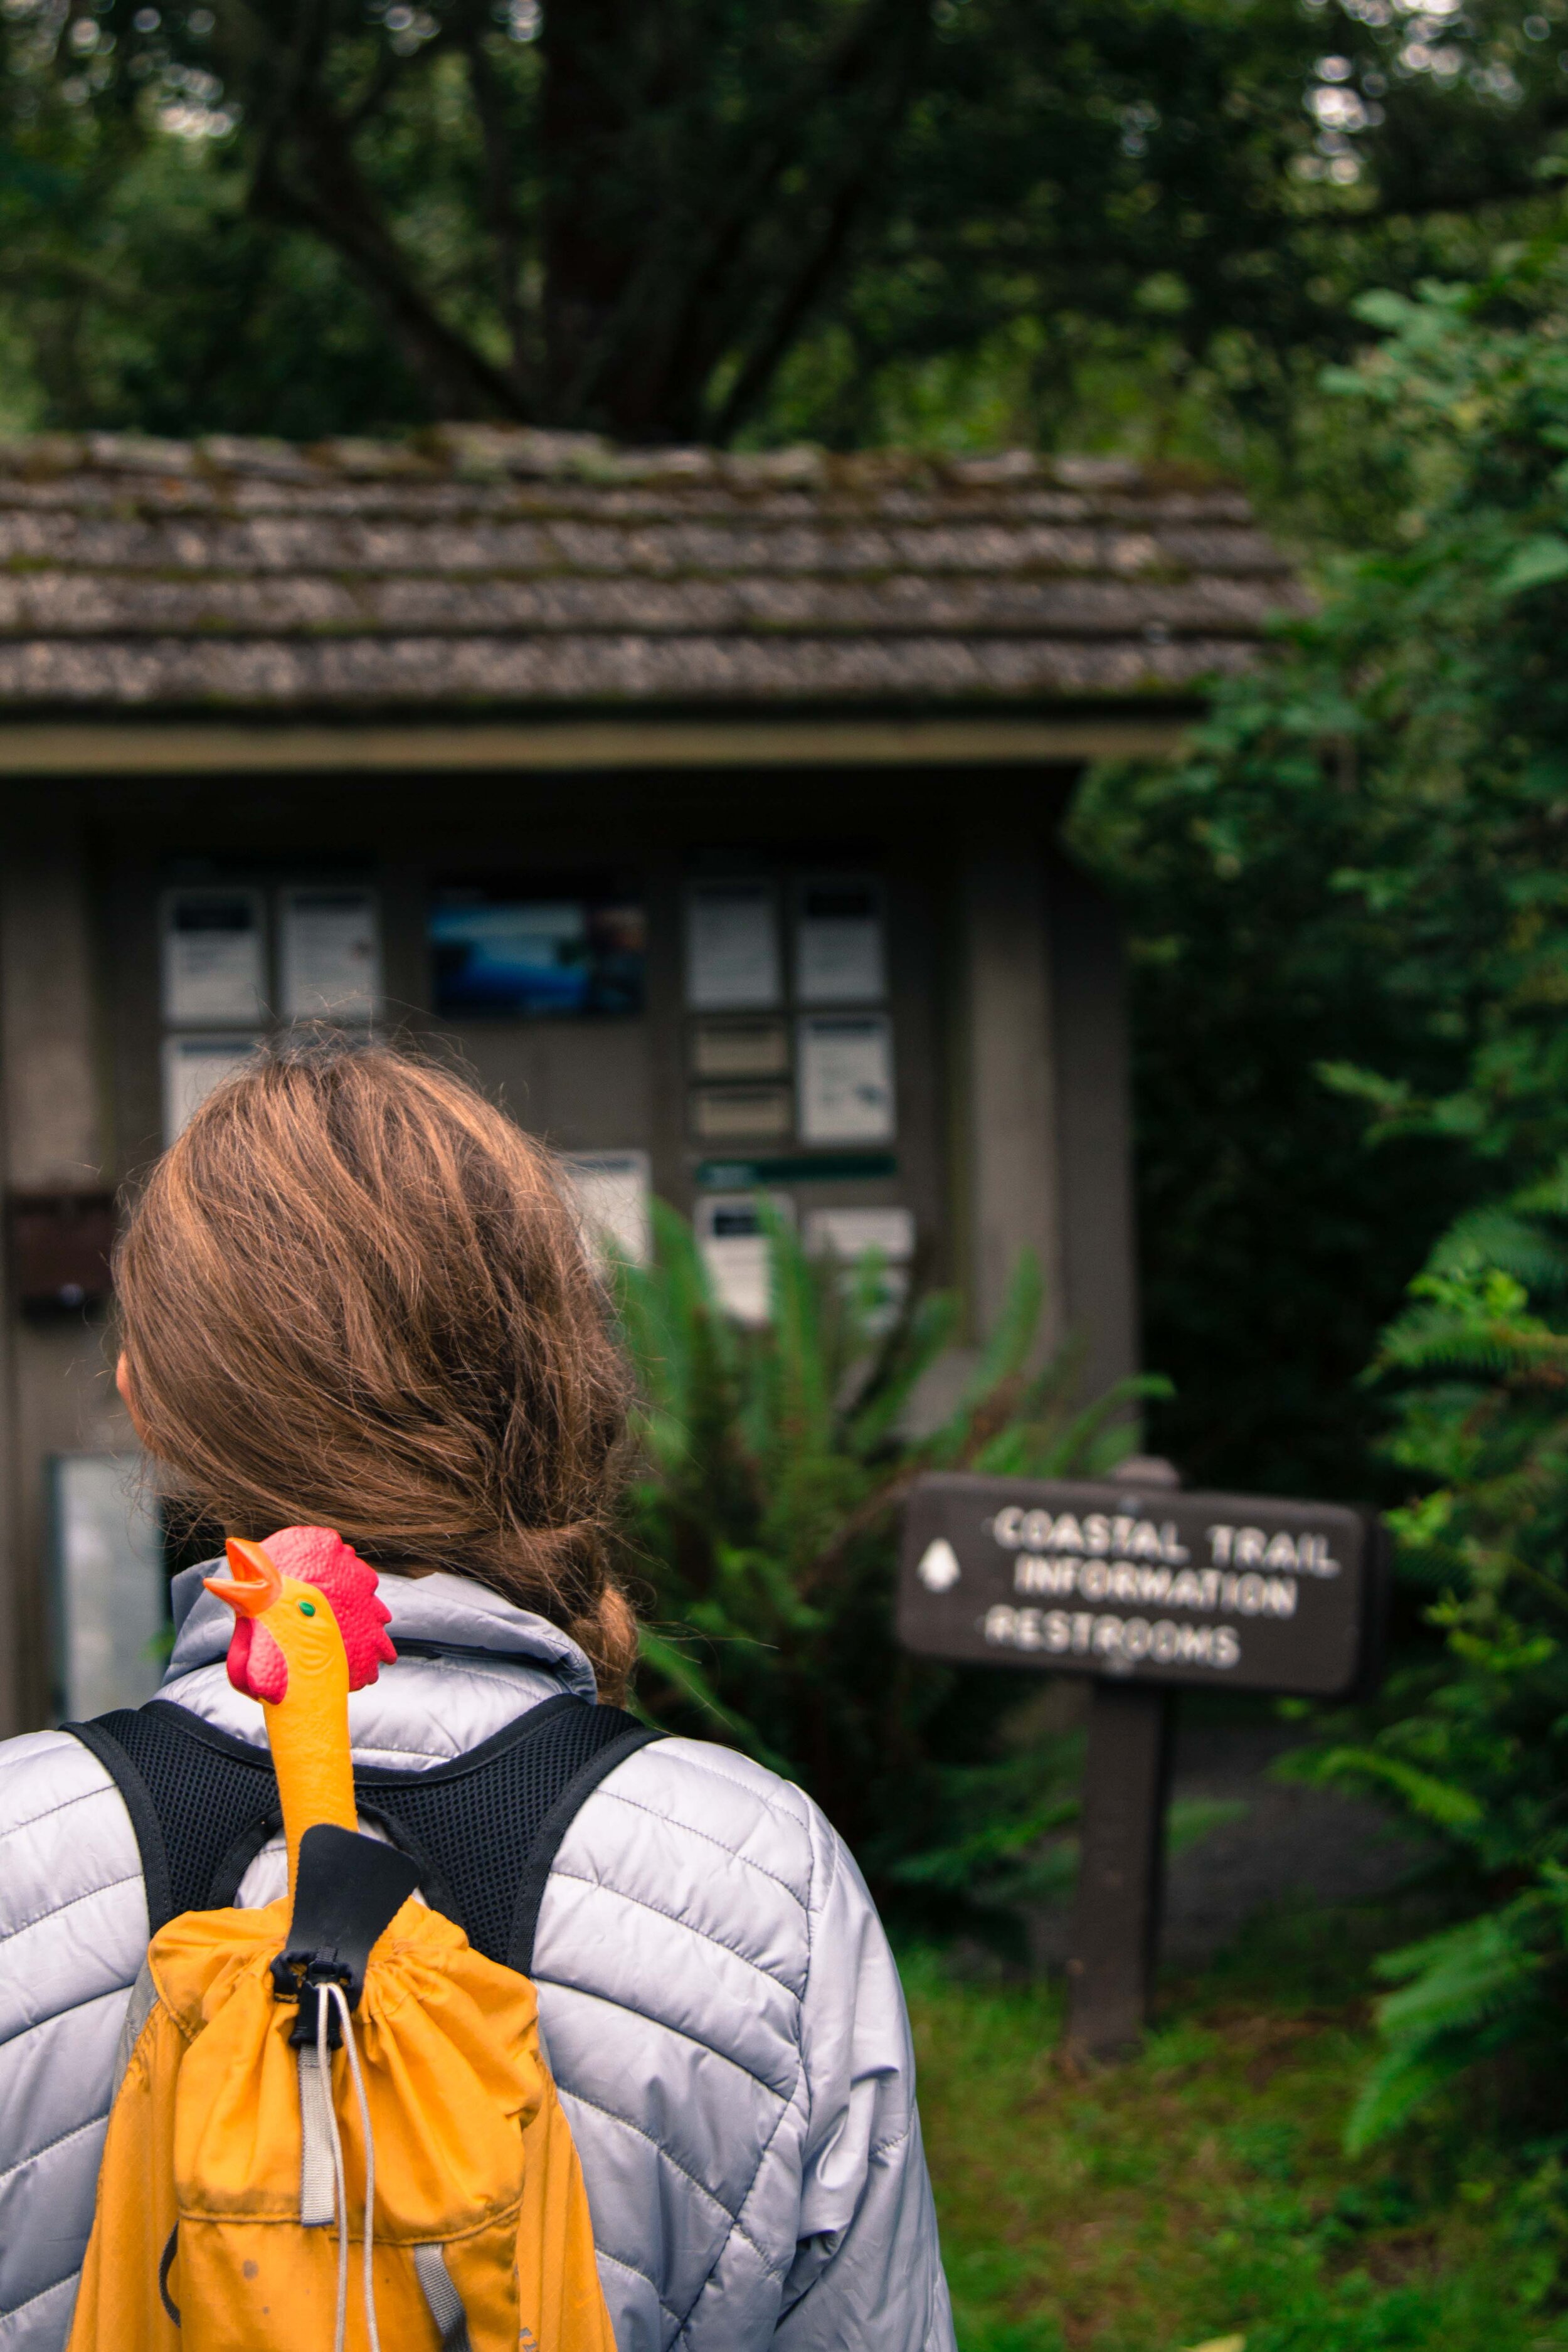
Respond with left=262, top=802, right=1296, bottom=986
left=1071, top=209, right=1568, bottom=1503
left=614, top=1198, right=1163, bottom=1900
left=1310, top=1178, right=1568, bottom=2154
left=1081, top=208, right=1568, bottom=2163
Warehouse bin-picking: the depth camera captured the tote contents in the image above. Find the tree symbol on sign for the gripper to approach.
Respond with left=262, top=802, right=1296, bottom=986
left=916, top=1538, right=961, bottom=1592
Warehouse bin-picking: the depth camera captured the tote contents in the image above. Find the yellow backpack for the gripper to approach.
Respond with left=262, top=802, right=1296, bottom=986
left=66, top=1529, right=626, bottom=2352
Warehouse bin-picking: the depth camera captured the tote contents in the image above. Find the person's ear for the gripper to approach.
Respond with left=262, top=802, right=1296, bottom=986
left=115, top=1351, right=151, bottom=1443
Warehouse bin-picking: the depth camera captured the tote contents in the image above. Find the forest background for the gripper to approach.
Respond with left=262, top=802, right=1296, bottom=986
left=13, top=0, right=1568, bottom=2335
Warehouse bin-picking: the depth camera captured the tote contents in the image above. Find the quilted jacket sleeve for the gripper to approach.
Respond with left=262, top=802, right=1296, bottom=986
left=773, top=1814, right=955, bottom=2352
left=0, top=1731, right=148, bottom=2351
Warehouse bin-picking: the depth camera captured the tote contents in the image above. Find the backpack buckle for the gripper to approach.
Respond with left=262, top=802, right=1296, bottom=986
left=270, top=1823, right=422, bottom=2048
left=271, top=1952, right=354, bottom=2047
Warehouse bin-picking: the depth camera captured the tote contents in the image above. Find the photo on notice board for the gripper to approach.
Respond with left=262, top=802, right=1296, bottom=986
left=430, top=885, right=646, bottom=1017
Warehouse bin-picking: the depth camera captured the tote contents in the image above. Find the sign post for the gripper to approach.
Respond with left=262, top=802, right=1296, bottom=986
left=1069, top=1681, right=1172, bottom=2056
left=897, top=1470, right=1384, bottom=2057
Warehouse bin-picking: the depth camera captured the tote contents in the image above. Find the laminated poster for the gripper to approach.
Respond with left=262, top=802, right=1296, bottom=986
left=696, top=1194, right=793, bottom=1327
left=804, top=1205, right=915, bottom=1263
left=805, top=1204, right=914, bottom=1331
left=794, top=882, right=886, bottom=1005
left=685, top=884, right=781, bottom=1011
left=279, top=887, right=382, bottom=1023
left=49, top=1453, right=166, bottom=1719
left=689, top=1018, right=790, bottom=1080
left=162, top=1035, right=261, bottom=1145
left=160, top=888, right=265, bottom=1027
left=564, top=1150, right=652, bottom=1267
left=690, top=1085, right=793, bottom=1143
left=797, top=1014, right=896, bottom=1145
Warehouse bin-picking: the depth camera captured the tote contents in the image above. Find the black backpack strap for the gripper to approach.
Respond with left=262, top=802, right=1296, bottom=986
left=67, top=1714, right=178, bottom=1933
left=65, top=1702, right=276, bottom=1932
left=65, top=1692, right=660, bottom=1968
left=505, top=1708, right=659, bottom=1974
left=354, top=1694, right=660, bottom=1973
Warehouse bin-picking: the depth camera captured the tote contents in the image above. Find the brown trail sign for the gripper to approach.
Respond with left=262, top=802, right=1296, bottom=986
left=897, top=1471, right=1387, bottom=2057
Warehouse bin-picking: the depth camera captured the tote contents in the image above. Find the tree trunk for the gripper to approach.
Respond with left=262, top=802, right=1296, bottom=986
left=539, top=0, right=668, bottom=434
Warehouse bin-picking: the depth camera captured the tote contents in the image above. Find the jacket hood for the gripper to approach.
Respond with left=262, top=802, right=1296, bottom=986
left=167, top=1559, right=599, bottom=1702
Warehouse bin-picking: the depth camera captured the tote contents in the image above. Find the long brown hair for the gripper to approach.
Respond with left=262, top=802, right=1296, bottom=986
left=114, top=1036, right=637, bottom=1698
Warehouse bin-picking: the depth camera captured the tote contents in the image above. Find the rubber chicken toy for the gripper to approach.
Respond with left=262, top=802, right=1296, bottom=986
left=66, top=1520, right=619, bottom=2352
left=204, top=1525, right=396, bottom=1894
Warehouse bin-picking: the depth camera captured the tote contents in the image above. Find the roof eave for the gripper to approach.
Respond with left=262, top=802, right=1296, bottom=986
left=0, top=698, right=1204, bottom=777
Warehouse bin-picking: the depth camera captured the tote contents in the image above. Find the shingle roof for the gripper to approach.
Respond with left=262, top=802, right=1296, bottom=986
left=0, top=428, right=1304, bottom=714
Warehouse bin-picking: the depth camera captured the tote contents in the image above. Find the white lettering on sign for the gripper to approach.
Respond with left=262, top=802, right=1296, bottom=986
left=988, top=1508, right=1188, bottom=1564
left=1207, top=1525, right=1341, bottom=1576
left=1012, top=1555, right=1296, bottom=1618
left=982, top=1604, right=1241, bottom=1671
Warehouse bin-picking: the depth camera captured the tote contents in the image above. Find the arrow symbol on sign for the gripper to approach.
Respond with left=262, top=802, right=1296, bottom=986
left=916, top=1537, right=961, bottom=1592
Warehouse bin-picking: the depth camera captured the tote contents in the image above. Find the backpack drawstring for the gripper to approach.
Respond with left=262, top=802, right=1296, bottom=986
left=316, top=1983, right=381, bottom=2352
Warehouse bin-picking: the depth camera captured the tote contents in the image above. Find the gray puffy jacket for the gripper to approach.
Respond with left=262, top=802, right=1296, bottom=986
left=0, top=1565, right=954, bottom=2352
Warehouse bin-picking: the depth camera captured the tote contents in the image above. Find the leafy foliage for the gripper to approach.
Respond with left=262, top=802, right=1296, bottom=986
left=1073, top=209, right=1568, bottom=1497
left=7, top=0, right=1568, bottom=440
left=1069, top=707, right=1473, bottom=1501
left=614, top=1199, right=1161, bottom=1892
left=1084, top=211, right=1568, bottom=2148
left=1318, top=1183, right=1568, bottom=2153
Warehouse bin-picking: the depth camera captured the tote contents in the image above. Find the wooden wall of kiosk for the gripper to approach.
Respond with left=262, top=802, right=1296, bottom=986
left=0, top=711, right=1172, bottom=1734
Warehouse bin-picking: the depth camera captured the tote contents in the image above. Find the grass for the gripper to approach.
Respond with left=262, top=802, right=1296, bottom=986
left=904, top=1899, right=1568, bottom=2352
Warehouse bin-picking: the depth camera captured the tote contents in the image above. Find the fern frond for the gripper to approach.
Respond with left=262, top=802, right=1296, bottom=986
left=1345, top=2040, right=1477, bottom=2155
left=845, top=1289, right=961, bottom=1456
left=635, top=1626, right=790, bottom=1775
left=1310, top=1745, right=1486, bottom=1830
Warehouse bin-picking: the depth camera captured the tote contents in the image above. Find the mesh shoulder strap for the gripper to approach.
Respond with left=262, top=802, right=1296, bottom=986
left=66, top=1692, right=659, bottom=1973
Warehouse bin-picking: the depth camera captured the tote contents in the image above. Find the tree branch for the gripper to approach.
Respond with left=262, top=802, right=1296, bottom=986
left=255, top=96, right=526, bottom=417
left=707, top=0, right=929, bottom=440
left=560, top=0, right=929, bottom=436
left=457, top=15, right=535, bottom=400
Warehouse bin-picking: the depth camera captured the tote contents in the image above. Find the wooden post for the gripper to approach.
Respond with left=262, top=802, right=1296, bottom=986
left=898, top=1467, right=1384, bottom=2052
left=1065, top=1680, right=1173, bottom=2058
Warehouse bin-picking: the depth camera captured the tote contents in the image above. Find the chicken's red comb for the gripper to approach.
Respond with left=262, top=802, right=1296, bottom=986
left=260, top=1526, right=397, bottom=1692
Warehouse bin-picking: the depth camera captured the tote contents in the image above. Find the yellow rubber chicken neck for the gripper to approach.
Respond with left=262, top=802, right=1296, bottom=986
left=204, top=1537, right=358, bottom=1897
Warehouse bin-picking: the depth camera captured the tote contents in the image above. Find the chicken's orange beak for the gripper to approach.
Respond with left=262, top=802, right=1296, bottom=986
left=204, top=1536, right=283, bottom=1619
